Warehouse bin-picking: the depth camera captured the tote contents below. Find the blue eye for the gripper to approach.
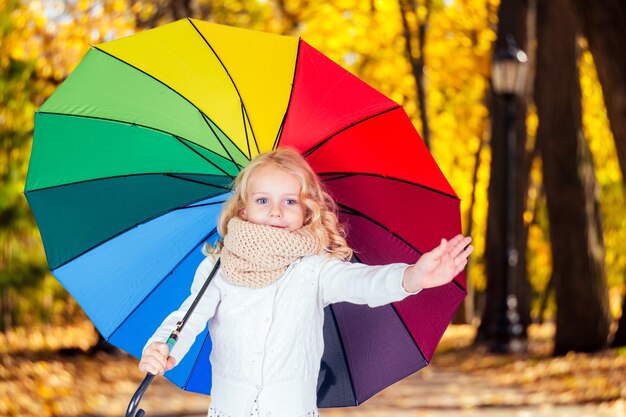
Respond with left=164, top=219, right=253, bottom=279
left=256, top=198, right=269, bottom=204
left=285, top=199, right=298, bottom=205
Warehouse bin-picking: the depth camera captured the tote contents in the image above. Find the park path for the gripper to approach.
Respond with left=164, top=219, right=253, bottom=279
left=143, top=364, right=624, bottom=417
left=322, top=365, right=624, bottom=417
left=318, top=365, right=625, bottom=417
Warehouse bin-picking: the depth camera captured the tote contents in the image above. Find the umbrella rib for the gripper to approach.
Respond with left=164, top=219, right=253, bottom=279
left=187, top=18, right=260, bottom=158
left=106, top=228, right=219, bottom=343
left=183, top=200, right=229, bottom=209
left=449, top=276, right=467, bottom=293
left=182, top=329, right=213, bottom=391
left=302, top=105, right=401, bottom=158
left=320, top=172, right=459, bottom=201
left=26, top=171, right=230, bottom=194
left=273, top=123, right=284, bottom=151
left=36, top=110, right=240, bottom=174
left=93, top=44, right=243, bottom=158
left=200, top=113, right=249, bottom=169
left=174, top=137, right=236, bottom=179
left=241, top=102, right=253, bottom=158
left=327, top=303, right=360, bottom=405
left=272, top=38, right=303, bottom=150
left=249, top=106, right=261, bottom=156
left=390, top=302, right=429, bottom=364
left=165, top=173, right=232, bottom=191
left=336, top=203, right=423, bottom=256
left=318, top=173, right=353, bottom=182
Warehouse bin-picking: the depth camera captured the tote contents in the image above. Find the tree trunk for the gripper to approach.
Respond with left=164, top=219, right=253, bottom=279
left=476, top=0, right=532, bottom=345
left=568, top=0, right=626, bottom=183
left=535, top=0, right=610, bottom=354
left=398, top=0, right=431, bottom=149
left=567, top=0, right=626, bottom=349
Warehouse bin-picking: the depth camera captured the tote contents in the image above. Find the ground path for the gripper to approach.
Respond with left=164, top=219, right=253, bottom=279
left=140, top=364, right=624, bottom=417
left=3, top=323, right=623, bottom=416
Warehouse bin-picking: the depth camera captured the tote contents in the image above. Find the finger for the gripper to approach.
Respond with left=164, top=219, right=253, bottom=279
left=154, top=352, right=169, bottom=369
left=166, top=357, right=176, bottom=371
left=147, top=342, right=160, bottom=351
left=452, top=246, right=473, bottom=267
left=429, top=238, right=448, bottom=257
left=457, top=244, right=474, bottom=260
left=447, top=234, right=465, bottom=248
left=441, top=235, right=467, bottom=260
left=144, top=353, right=167, bottom=372
left=454, top=251, right=469, bottom=265
left=454, top=259, right=468, bottom=276
left=146, top=365, right=161, bottom=375
left=155, top=343, right=170, bottom=356
left=450, top=236, right=472, bottom=258
left=139, top=361, right=161, bottom=375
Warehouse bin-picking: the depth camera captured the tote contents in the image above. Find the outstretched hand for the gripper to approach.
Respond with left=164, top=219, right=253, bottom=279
left=402, top=234, right=473, bottom=293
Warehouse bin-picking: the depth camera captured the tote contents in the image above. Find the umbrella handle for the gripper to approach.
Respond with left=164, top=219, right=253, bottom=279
left=125, top=373, right=155, bottom=417
left=125, top=258, right=221, bottom=417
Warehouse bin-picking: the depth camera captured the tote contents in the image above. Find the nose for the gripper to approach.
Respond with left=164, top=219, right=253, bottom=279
left=269, top=204, right=282, bottom=218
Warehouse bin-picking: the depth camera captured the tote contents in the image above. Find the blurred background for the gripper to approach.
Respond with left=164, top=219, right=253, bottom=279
left=0, top=0, right=625, bottom=416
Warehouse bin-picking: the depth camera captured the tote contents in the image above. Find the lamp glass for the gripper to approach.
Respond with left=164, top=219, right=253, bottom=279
left=492, top=48, right=528, bottom=96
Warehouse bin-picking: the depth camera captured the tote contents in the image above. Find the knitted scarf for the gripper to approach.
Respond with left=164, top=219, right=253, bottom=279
left=220, top=218, right=323, bottom=288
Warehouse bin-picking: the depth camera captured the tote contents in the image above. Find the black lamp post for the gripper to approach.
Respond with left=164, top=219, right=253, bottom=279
left=490, top=35, right=528, bottom=353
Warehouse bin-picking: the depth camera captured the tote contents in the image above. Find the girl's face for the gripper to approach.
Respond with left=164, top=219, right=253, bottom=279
left=240, top=164, right=305, bottom=231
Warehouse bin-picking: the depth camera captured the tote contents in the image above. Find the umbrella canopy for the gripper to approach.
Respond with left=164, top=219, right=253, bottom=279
left=25, top=18, right=465, bottom=408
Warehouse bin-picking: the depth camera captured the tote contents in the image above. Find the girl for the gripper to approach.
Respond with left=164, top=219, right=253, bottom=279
left=139, top=147, right=473, bottom=417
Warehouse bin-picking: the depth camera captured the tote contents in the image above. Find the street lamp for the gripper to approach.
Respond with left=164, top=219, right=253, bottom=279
left=492, top=36, right=529, bottom=96
left=490, top=35, right=528, bottom=353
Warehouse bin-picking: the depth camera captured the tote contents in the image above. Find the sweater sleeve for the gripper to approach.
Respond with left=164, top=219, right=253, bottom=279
left=143, top=256, right=222, bottom=364
left=318, top=257, right=420, bottom=308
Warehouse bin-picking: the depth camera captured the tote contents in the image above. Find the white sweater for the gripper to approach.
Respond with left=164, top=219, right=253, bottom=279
left=145, top=255, right=418, bottom=417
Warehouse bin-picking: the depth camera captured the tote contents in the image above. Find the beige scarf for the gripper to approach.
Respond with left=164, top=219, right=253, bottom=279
left=220, top=218, right=323, bottom=288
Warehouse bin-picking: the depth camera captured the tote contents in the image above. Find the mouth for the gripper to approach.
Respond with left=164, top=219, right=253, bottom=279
left=269, top=224, right=286, bottom=229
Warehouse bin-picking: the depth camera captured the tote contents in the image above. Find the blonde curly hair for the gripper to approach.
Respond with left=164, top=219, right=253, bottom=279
left=208, top=147, right=352, bottom=260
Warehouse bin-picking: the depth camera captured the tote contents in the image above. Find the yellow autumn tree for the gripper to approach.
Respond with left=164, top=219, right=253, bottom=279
left=1, top=0, right=623, bottom=329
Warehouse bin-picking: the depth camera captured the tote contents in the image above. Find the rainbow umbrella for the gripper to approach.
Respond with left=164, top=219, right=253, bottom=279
left=25, top=19, right=464, bottom=408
